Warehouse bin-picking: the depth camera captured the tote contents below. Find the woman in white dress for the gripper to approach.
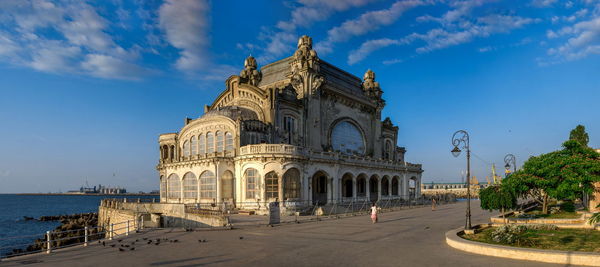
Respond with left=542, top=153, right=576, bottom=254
left=370, top=203, right=378, bottom=223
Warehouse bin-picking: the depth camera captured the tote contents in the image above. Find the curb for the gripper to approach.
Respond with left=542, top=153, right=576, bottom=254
left=445, top=227, right=600, bottom=266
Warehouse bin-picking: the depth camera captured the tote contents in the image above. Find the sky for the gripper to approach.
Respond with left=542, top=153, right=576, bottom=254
left=0, top=0, right=599, bottom=193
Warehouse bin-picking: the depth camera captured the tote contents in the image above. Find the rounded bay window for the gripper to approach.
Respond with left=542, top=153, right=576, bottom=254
left=330, top=120, right=365, bottom=155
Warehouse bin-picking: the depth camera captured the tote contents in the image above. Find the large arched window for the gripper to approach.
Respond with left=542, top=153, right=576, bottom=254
left=283, top=168, right=300, bottom=199
left=221, top=171, right=234, bottom=199
left=265, top=172, right=278, bottom=199
left=182, top=140, right=190, bottom=157
left=199, top=134, right=205, bottom=154
left=160, top=176, right=166, bottom=199
left=392, top=177, right=399, bottom=195
left=182, top=172, right=198, bottom=199
left=216, top=131, right=224, bottom=152
left=331, top=121, right=365, bottom=155
left=225, top=132, right=233, bottom=151
left=191, top=136, right=197, bottom=155
left=167, top=174, right=180, bottom=199
left=206, top=132, right=214, bottom=153
left=245, top=168, right=259, bottom=199
left=199, top=171, right=216, bottom=199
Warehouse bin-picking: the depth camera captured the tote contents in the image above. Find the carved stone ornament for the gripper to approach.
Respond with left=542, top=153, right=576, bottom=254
left=240, top=55, right=262, bottom=86
left=291, top=73, right=303, bottom=92
left=292, top=35, right=319, bottom=73
left=310, top=75, right=325, bottom=96
left=362, top=69, right=383, bottom=99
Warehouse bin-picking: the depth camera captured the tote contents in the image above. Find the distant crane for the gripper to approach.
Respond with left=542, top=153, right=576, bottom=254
left=491, top=164, right=502, bottom=184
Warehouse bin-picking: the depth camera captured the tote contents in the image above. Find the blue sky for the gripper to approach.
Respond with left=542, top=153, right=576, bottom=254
left=0, top=0, right=599, bottom=193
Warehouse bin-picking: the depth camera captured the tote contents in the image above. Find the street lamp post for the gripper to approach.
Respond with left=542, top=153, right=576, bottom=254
left=504, top=154, right=516, bottom=177
left=451, top=130, right=471, bottom=230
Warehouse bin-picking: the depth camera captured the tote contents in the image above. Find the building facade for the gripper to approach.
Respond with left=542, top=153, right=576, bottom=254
left=157, top=36, right=423, bottom=211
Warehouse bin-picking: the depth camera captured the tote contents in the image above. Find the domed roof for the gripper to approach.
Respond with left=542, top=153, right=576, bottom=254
left=200, top=106, right=258, bottom=121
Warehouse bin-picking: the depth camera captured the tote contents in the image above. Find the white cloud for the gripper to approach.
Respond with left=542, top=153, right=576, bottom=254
left=252, top=0, right=377, bottom=62
left=531, top=0, right=557, bottom=8
left=382, top=58, right=403, bottom=65
left=0, top=0, right=149, bottom=80
left=347, top=5, right=537, bottom=65
left=348, top=38, right=406, bottom=65
left=317, top=0, right=425, bottom=55
left=82, top=54, right=149, bottom=80
left=542, top=5, right=600, bottom=63
left=478, top=46, right=495, bottom=52
left=159, top=0, right=211, bottom=71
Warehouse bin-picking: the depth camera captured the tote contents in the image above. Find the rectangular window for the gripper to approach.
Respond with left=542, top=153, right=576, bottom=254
left=225, top=133, right=233, bottom=151
left=207, top=133, right=214, bottom=153
left=199, top=135, right=205, bottom=154
left=216, top=132, right=224, bottom=152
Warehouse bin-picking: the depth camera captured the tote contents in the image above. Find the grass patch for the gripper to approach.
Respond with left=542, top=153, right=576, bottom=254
left=462, top=227, right=600, bottom=252
left=525, top=210, right=580, bottom=219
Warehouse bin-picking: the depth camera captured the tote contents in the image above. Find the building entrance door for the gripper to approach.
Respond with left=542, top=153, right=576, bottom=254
left=312, top=173, right=327, bottom=206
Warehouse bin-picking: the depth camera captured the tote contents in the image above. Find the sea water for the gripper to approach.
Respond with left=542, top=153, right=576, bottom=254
left=0, top=194, right=158, bottom=256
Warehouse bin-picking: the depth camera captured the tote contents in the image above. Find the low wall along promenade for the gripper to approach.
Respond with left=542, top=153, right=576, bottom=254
left=98, top=199, right=229, bottom=233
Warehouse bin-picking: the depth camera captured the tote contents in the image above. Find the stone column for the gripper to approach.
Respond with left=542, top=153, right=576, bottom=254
left=377, top=178, right=382, bottom=201
left=352, top=178, right=357, bottom=201
left=366, top=178, right=371, bottom=201
left=327, top=177, right=333, bottom=204
left=278, top=173, right=284, bottom=203
left=215, top=164, right=221, bottom=204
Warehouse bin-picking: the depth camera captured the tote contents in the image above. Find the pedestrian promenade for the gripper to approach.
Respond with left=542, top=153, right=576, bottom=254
left=2, top=201, right=570, bottom=267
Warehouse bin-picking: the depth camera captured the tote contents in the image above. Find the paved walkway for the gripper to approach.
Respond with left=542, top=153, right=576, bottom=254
left=3, top=201, right=572, bottom=267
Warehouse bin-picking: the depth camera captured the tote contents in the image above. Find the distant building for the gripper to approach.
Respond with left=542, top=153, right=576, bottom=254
left=75, top=184, right=126, bottom=194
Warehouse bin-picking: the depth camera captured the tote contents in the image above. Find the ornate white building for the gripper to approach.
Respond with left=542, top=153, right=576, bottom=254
left=157, top=36, right=423, bottom=211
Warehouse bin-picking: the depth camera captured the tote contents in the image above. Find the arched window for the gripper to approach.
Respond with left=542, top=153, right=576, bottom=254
left=191, top=136, right=197, bottom=155
left=182, top=140, right=190, bottom=157
left=384, top=140, right=392, bottom=160
left=392, top=177, right=399, bottom=195
left=265, top=171, right=278, bottom=199
left=167, top=174, right=180, bottom=199
left=283, top=168, right=300, bottom=199
left=216, top=131, right=224, bottom=152
left=221, top=171, right=234, bottom=199
left=225, top=132, right=233, bottom=151
left=382, top=177, right=389, bottom=195
left=160, top=176, right=166, bottom=198
left=331, top=121, right=365, bottom=155
left=182, top=172, right=197, bottom=199
left=357, top=176, right=366, bottom=197
left=199, top=171, right=216, bottom=199
left=206, top=132, right=214, bottom=153
left=245, top=168, right=259, bottom=199
left=199, top=134, right=205, bottom=154
left=342, top=173, right=353, bottom=198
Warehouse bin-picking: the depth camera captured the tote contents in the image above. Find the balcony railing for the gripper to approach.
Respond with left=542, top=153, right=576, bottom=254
left=239, top=144, right=305, bottom=156
left=159, top=143, right=422, bottom=172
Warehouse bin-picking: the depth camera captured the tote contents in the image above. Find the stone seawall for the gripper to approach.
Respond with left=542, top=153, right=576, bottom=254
left=98, top=199, right=229, bottom=231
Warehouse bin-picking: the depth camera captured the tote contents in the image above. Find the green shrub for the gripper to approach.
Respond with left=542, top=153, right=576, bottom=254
left=490, top=225, right=528, bottom=244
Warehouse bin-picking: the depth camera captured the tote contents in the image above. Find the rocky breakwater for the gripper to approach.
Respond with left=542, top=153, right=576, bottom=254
left=8, top=213, right=101, bottom=257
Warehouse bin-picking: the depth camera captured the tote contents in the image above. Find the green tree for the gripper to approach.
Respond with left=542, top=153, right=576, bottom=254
left=569, top=124, right=589, bottom=147
left=479, top=184, right=517, bottom=223
left=504, top=140, right=600, bottom=214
